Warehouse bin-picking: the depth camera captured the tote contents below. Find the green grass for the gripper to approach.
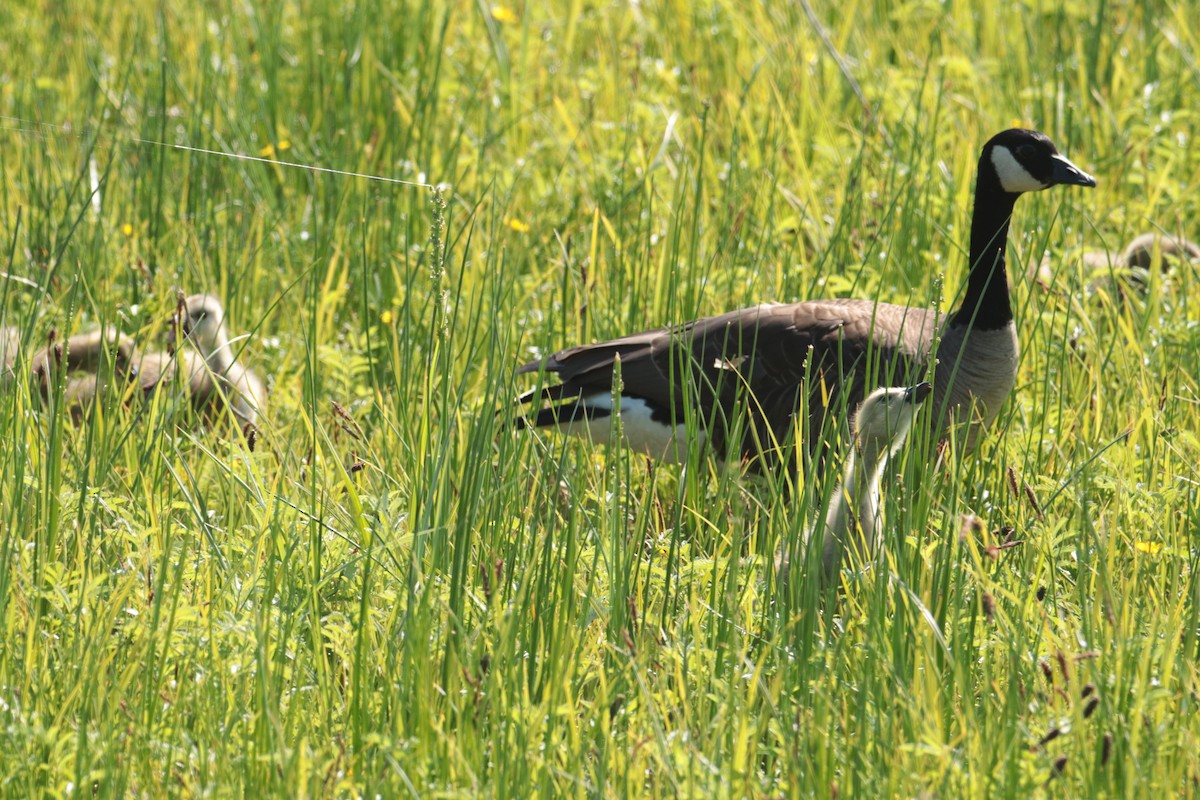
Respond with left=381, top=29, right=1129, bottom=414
left=1, top=0, right=1199, bottom=796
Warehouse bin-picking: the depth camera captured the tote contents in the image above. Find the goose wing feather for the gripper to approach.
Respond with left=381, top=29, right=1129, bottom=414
left=519, top=299, right=940, bottom=455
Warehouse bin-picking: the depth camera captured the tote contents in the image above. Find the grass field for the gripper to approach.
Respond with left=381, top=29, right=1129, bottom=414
left=2, top=0, right=1199, bottom=796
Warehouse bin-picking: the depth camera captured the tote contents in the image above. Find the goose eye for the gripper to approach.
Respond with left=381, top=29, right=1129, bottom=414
left=1016, top=144, right=1035, bottom=159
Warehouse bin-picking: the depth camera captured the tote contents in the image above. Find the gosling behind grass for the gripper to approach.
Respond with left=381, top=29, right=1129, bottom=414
left=1080, top=231, right=1200, bottom=271
left=1, top=324, right=137, bottom=394
left=61, top=294, right=266, bottom=436
left=1031, top=231, right=1199, bottom=296
left=131, top=293, right=266, bottom=431
left=776, top=382, right=932, bottom=586
left=816, top=381, right=932, bottom=580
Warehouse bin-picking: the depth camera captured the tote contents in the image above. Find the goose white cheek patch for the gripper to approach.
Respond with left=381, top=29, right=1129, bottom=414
left=991, top=146, right=1047, bottom=193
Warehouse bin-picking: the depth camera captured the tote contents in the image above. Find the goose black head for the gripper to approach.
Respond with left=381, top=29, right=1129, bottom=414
left=982, top=129, right=1096, bottom=195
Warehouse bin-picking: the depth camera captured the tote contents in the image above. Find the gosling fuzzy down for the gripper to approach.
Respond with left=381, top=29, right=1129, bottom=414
left=773, top=382, right=931, bottom=586
left=813, top=382, right=932, bottom=580
left=1, top=324, right=137, bottom=395
left=133, top=293, right=266, bottom=430
left=63, top=294, right=266, bottom=432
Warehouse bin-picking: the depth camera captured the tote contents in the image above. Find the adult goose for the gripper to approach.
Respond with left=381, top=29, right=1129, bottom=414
left=514, top=128, right=1095, bottom=463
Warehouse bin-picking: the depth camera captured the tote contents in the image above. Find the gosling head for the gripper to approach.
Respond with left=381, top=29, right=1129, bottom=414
left=170, top=293, right=228, bottom=355
left=854, top=382, right=933, bottom=455
left=983, top=129, right=1097, bottom=195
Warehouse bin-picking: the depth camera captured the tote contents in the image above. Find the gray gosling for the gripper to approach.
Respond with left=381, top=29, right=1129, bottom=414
left=813, top=381, right=932, bottom=581
left=0, top=326, right=20, bottom=386
left=1, top=324, right=137, bottom=393
left=127, top=294, right=265, bottom=430
left=1033, top=232, right=1199, bottom=287
left=1081, top=231, right=1200, bottom=271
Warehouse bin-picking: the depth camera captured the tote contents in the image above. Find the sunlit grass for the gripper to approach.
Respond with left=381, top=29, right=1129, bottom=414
left=1, top=0, right=1198, bottom=796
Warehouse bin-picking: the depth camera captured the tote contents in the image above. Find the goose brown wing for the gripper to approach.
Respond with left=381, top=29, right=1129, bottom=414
left=515, top=303, right=814, bottom=409
left=517, top=299, right=938, bottom=456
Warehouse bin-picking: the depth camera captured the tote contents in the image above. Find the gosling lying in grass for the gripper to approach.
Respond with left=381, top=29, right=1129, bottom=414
left=1080, top=231, right=1200, bottom=272
left=1031, top=231, right=1198, bottom=295
left=1, top=324, right=137, bottom=393
left=61, top=294, right=265, bottom=435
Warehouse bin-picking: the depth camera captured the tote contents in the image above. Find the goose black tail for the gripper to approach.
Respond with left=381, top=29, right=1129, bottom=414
left=511, top=400, right=611, bottom=431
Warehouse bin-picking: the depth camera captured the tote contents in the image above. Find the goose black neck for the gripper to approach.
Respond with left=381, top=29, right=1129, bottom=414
left=950, top=172, right=1019, bottom=330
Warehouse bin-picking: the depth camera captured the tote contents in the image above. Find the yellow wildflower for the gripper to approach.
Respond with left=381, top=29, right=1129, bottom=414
left=380, top=310, right=394, bottom=325
left=491, top=5, right=518, bottom=24
left=507, top=218, right=530, bottom=233
left=121, top=223, right=134, bottom=237
left=258, top=141, right=290, bottom=158
left=1134, top=541, right=1164, bottom=555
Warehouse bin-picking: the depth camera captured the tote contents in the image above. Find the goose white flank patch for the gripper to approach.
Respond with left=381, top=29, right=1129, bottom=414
left=513, top=128, right=1096, bottom=465
left=548, top=393, right=706, bottom=464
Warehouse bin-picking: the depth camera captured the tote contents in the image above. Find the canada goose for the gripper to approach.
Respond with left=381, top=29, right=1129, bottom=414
left=514, top=129, right=1095, bottom=463
left=1041, top=231, right=1199, bottom=275
left=129, top=294, right=266, bottom=430
left=812, top=381, right=931, bottom=580
left=1118, top=232, right=1200, bottom=270
left=1068, top=232, right=1199, bottom=296
left=1, top=324, right=137, bottom=391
